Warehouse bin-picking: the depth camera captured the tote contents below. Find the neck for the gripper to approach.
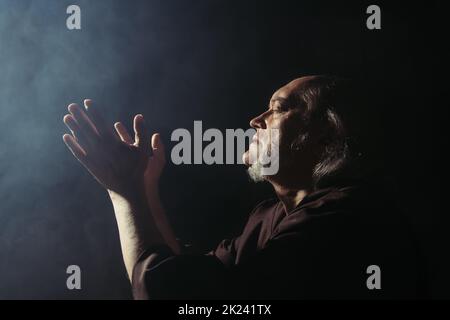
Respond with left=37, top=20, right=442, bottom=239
left=271, top=181, right=312, bottom=214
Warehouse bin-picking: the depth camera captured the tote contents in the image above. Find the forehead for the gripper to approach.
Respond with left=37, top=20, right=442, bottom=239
left=270, top=77, right=309, bottom=104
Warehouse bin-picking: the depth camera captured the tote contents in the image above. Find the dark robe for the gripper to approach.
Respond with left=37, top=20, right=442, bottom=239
left=132, top=184, right=423, bottom=299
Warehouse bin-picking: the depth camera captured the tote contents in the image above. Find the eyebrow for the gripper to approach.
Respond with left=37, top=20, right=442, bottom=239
left=269, top=96, right=292, bottom=109
left=270, top=97, right=288, bottom=104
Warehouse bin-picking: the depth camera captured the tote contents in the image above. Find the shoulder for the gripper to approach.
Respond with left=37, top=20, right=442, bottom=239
left=248, top=198, right=280, bottom=220
left=235, top=198, right=282, bottom=236
left=252, top=197, right=280, bottom=212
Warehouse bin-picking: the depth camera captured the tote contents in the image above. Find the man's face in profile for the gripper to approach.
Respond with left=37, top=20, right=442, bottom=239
left=243, top=78, right=312, bottom=182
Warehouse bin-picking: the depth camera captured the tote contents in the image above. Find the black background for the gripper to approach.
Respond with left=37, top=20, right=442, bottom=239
left=0, top=0, right=447, bottom=299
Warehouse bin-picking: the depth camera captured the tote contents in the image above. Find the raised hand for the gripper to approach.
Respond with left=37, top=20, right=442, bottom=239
left=63, top=99, right=150, bottom=196
left=114, top=119, right=180, bottom=254
left=114, top=122, right=166, bottom=190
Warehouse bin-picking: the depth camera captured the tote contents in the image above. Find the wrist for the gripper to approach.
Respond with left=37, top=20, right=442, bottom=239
left=108, top=185, right=165, bottom=244
left=108, top=180, right=147, bottom=203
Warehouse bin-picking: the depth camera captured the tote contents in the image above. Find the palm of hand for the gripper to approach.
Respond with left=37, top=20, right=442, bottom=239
left=63, top=99, right=165, bottom=195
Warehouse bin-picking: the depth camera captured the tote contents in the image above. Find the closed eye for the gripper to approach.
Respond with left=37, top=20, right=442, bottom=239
left=271, top=105, right=288, bottom=113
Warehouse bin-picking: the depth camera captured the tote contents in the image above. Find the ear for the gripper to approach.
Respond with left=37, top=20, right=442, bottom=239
left=290, top=133, right=308, bottom=151
left=317, top=131, right=332, bottom=146
left=306, top=117, right=332, bottom=147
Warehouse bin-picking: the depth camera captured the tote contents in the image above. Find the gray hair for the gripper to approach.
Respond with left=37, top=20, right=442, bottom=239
left=293, top=75, right=357, bottom=188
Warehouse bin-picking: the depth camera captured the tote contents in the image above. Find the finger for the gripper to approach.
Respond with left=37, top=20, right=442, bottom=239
left=114, top=122, right=134, bottom=145
left=68, top=103, right=99, bottom=140
left=151, top=133, right=166, bottom=163
left=63, top=133, right=87, bottom=160
left=84, top=99, right=110, bottom=138
left=63, top=114, right=91, bottom=151
left=133, top=114, right=149, bottom=153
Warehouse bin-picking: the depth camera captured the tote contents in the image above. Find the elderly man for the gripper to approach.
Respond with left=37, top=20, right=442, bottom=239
left=63, top=75, right=421, bottom=299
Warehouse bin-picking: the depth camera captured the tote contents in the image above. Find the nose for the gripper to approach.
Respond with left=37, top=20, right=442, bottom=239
left=249, top=111, right=268, bottom=129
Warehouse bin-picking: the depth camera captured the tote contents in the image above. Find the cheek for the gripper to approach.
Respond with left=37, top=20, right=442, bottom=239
left=266, top=122, right=287, bottom=149
left=277, top=117, right=303, bottom=148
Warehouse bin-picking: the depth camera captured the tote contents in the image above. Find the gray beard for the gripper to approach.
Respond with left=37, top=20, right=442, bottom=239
left=247, top=161, right=265, bottom=182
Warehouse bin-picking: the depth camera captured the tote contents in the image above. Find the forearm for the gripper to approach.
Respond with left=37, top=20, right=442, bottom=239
left=108, top=185, right=165, bottom=281
left=146, top=184, right=181, bottom=254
